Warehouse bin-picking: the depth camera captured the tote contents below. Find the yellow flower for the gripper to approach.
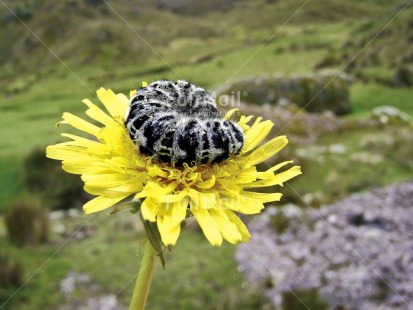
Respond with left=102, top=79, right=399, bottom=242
left=46, top=87, right=301, bottom=246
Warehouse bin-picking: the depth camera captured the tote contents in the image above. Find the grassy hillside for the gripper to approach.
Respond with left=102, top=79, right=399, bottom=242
left=316, top=3, right=413, bottom=85
left=0, top=0, right=401, bottom=80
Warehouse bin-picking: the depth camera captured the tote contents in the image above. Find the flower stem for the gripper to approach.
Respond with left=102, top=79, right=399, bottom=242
left=129, top=240, right=156, bottom=310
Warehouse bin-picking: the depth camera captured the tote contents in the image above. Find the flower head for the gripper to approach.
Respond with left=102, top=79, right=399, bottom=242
left=46, top=84, right=301, bottom=246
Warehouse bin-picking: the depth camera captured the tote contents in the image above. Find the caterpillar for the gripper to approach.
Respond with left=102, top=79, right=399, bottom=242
left=125, top=80, right=244, bottom=166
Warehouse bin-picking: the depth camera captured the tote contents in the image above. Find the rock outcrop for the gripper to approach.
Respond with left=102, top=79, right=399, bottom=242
left=236, top=182, right=413, bottom=309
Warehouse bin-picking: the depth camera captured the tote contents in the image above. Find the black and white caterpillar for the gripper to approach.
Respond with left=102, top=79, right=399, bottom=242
left=125, top=80, right=244, bottom=166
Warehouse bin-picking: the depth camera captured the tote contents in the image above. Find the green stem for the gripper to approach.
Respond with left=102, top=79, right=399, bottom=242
left=129, top=240, right=157, bottom=310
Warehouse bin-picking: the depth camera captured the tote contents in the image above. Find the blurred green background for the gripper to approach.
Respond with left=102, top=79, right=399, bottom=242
left=1, top=0, right=412, bottom=309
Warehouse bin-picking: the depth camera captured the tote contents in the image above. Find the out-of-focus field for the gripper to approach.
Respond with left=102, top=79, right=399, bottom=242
left=1, top=0, right=412, bottom=309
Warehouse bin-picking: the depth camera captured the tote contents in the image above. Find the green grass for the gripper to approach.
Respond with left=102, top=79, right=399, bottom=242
left=1, top=212, right=270, bottom=309
left=350, top=84, right=413, bottom=119
left=0, top=157, right=23, bottom=212
left=289, top=127, right=413, bottom=205
left=0, top=237, right=71, bottom=310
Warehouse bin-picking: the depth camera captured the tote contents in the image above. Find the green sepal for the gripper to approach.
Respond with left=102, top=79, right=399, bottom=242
left=109, top=198, right=141, bottom=215
left=180, top=219, right=187, bottom=230
left=130, top=200, right=142, bottom=214
left=139, top=212, right=166, bottom=268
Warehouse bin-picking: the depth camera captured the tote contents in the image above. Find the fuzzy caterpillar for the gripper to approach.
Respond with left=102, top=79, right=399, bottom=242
left=125, top=80, right=244, bottom=166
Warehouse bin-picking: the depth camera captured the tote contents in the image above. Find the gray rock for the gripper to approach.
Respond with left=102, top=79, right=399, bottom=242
left=371, top=105, right=410, bottom=126
left=59, top=271, right=126, bottom=310
left=216, top=71, right=353, bottom=115
left=59, top=271, right=92, bottom=299
left=86, top=295, right=119, bottom=310
left=236, top=182, right=413, bottom=309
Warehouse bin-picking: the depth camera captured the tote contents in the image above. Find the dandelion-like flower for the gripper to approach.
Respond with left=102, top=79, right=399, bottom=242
left=46, top=82, right=301, bottom=246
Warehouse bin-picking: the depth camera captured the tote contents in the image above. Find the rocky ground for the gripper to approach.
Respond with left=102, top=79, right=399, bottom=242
left=57, top=271, right=126, bottom=310
left=236, top=182, right=413, bottom=310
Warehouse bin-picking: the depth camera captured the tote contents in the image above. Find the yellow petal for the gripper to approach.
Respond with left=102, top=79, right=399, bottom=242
left=82, top=173, right=145, bottom=187
left=209, top=209, right=242, bottom=244
left=83, top=195, right=127, bottom=214
left=116, top=93, right=130, bottom=107
left=242, top=120, right=273, bottom=153
left=100, top=123, right=129, bottom=146
left=191, top=208, right=223, bottom=246
left=84, top=182, right=143, bottom=197
left=96, top=88, right=128, bottom=119
left=236, top=166, right=258, bottom=184
left=243, top=166, right=302, bottom=188
left=171, top=197, right=189, bottom=224
left=144, top=181, right=168, bottom=196
left=223, top=209, right=251, bottom=242
left=224, top=109, right=240, bottom=120
left=60, top=134, right=113, bottom=152
left=189, top=189, right=216, bottom=210
left=219, top=179, right=242, bottom=194
left=157, top=217, right=181, bottom=246
left=246, top=135, right=288, bottom=166
left=134, top=191, right=147, bottom=200
left=154, top=189, right=189, bottom=204
left=61, top=113, right=101, bottom=137
left=141, top=198, right=160, bottom=222
left=221, top=195, right=264, bottom=214
left=46, top=144, right=108, bottom=161
left=157, top=201, right=185, bottom=246
left=196, top=175, right=216, bottom=189
left=147, top=166, right=168, bottom=178
left=240, top=191, right=282, bottom=203
left=255, top=171, right=276, bottom=180
left=104, top=156, right=138, bottom=173
left=266, top=160, right=294, bottom=173
left=62, top=162, right=111, bottom=175
left=83, top=99, right=114, bottom=126
left=237, top=115, right=254, bottom=130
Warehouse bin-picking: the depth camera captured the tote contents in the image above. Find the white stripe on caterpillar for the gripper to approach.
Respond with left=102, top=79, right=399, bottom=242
left=125, top=80, right=244, bottom=166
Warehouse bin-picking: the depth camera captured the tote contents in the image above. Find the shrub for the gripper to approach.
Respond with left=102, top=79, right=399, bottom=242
left=23, top=146, right=90, bottom=210
left=393, top=66, right=413, bottom=87
left=282, top=289, right=329, bottom=310
left=314, top=52, right=340, bottom=69
left=0, top=253, right=22, bottom=287
left=4, top=199, right=48, bottom=246
left=0, top=253, right=22, bottom=304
